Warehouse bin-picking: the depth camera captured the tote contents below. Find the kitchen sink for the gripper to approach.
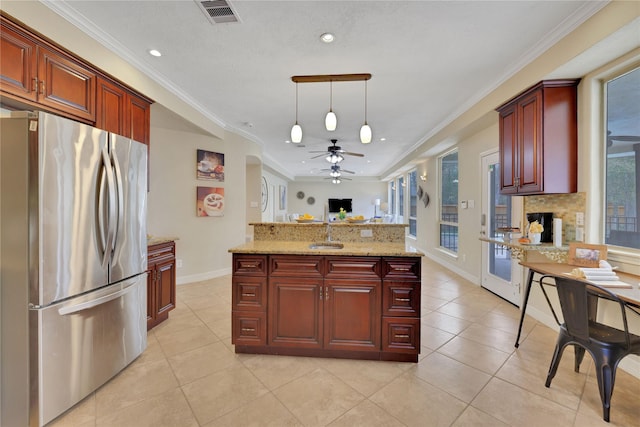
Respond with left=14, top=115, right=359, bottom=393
left=309, top=242, right=344, bottom=250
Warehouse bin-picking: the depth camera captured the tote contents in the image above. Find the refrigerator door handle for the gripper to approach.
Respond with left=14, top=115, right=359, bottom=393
left=110, top=139, right=125, bottom=260
left=100, top=146, right=117, bottom=267
left=57, top=280, right=137, bottom=316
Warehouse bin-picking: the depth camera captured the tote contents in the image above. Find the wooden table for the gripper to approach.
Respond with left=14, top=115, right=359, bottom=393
left=514, top=262, right=640, bottom=348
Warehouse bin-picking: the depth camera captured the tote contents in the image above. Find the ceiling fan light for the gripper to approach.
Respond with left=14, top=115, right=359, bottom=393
left=332, top=178, right=341, bottom=184
left=360, top=123, right=372, bottom=144
left=326, top=153, right=344, bottom=164
left=325, top=111, right=337, bottom=131
left=291, top=123, right=302, bottom=143
left=330, top=170, right=341, bottom=177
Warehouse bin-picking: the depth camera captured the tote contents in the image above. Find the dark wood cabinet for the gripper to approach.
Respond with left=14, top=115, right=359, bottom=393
left=1, top=17, right=96, bottom=122
left=96, top=76, right=151, bottom=146
left=233, top=253, right=420, bottom=362
left=147, top=241, right=177, bottom=330
left=497, top=79, right=579, bottom=195
left=1, top=14, right=152, bottom=142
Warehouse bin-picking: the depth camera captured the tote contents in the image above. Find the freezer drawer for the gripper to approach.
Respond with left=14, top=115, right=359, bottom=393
left=30, top=275, right=147, bottom=426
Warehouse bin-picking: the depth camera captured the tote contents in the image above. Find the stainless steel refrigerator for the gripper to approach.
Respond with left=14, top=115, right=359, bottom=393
left=1, top=111, right=148, bottom=426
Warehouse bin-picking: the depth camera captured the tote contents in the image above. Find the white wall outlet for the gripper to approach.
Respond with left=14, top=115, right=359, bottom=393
left=176, top=259, right=183, bottom=268
left=360, top=229, right=373, bottom=238
left=468, top=200, right=475, bottom=209
left=575, top=227, right=584, bottom=242
left=576, top=212, right=584, bottom=226
left=460, top=201, right=468, bottom=209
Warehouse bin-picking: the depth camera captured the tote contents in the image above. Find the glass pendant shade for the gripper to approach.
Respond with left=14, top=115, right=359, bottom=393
left=332, top=178, right=341, bottom=184
left=291, top=123, right=302, bottom=143
left=326, top=153, right=344, bottom=164
left=360, top=123, right=372, bottom=144
left=330, top=170, right=341, bottom=178
left=325, top=111, right=337, bottom=131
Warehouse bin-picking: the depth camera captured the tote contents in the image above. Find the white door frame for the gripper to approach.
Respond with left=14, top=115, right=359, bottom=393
left=480, top=150, right=523, bottom=306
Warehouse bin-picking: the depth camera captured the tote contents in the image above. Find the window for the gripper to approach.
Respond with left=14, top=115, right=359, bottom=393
left=408, top=170, right=417, bottom=237
left=604, top=67, right=640, bottom=249
left=397, top=176, right=405, bottom=223
left=439, top=150, right=458, bottom=253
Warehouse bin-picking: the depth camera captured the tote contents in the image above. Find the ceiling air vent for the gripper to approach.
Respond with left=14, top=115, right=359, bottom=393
left=196, top=0, right=239, bottom=24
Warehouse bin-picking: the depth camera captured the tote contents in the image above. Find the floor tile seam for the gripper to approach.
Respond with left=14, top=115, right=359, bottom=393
left=409, top=373, right=470, bottom=409
left=262, top=390, right=309, bottom=426
left=492, top=366, right=586, bottom=413
left=432, top=347, right=505, bottom=378
left=359, top=397, right=411, bottom=426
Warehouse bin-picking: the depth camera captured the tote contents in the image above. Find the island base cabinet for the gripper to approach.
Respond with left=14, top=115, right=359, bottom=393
left=231, top=254, right=421, bottom=362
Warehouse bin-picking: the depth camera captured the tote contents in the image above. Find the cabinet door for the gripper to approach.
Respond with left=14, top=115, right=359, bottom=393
left=38, top=46, right=96, bottom=121
left=498, top=103, right=518, bottom=194
left=155, top=258, right=176, bottom=316
left=146, top=267, right=155, bottom=328
left=96, top=77, right=128, bottom=136
left=324, top=279, right=380, bottom=351
left=517, top=90, right=543, bottom=193
left=128, top=94, right=151, bottom=146
left=0, top=20, right=37, bottom=102
left=269, top=277, right=323, bottom=349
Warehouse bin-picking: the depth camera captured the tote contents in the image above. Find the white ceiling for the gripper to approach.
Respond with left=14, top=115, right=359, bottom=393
left=43, top=0, right=617, bottom=180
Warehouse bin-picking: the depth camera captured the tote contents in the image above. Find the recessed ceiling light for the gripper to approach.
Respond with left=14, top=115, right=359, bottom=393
left=148, top=49, right=162, bottom=57
left=380, top=137, right=386, bottom=142
left=320, top=33, right=335, bottom=43
left=285, top=140, right=291, bottom=144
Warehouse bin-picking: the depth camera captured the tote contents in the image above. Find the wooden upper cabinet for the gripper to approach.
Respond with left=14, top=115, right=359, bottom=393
left=37, top=46, right=96, bottom=121
left=128, top=93, right=151, bottom=146
left=497, top=79, right=579, bottom=195
left=96, top=77, right=127, bottom=136
left=1, top=17, right=96, bottom=121
left=1, top=14, right=152, bottom=139
left=0, top=20, right=37, bottom=102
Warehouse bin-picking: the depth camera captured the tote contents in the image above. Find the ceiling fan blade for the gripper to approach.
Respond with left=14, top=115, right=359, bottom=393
left=310, top=153, right=327, bottom=159
left=342, top=151, right=364, bottom=157
left=341, top=169, right=356, bottom=174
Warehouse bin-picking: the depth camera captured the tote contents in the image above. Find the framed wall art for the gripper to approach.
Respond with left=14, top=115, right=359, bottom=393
left=196, top=186, right=224, bottom=217
left=197, top=149, right=224, bottom=181
left=568, top=242, right=607, bottom=267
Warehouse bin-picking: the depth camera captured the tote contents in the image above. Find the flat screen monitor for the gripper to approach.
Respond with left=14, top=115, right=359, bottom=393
left=328, top=198, right=352, bottom=213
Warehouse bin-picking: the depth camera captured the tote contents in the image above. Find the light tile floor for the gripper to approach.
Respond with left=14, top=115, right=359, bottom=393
left=50, top=257, right=639, bottom=426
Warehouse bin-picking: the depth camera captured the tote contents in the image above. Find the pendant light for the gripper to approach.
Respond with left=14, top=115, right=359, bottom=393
left=360, top=80, right=372, bottom=144
left=325, top=81, right=337, bottom=131
left=290, top=82, right=302, bottom=143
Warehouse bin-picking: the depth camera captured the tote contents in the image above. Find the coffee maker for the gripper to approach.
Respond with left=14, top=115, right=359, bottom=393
left=526, top=212, right=553, bottom=242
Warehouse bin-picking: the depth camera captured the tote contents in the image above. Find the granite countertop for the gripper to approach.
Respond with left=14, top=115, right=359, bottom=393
left=147, top=236, right=179, bottom=246
left=228, top=240, right=424, bottom=257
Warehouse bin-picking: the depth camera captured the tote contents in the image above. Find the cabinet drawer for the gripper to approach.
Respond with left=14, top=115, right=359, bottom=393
left=233, top=255, right=267, bottom=276
left=148, top=241, right=175, bottom=263
left=270, top=255, right=323, bottom=277
left=232, top=276, right=267, bottom=311
left=382, top=317, right=420, bottom=353
left=382, top=280, right=420, bottom=317
left=325, top=256, right=380, bottom=278
left=382, top=257, right=421, bottom=279
left=232, top=311, right=267, bottom=346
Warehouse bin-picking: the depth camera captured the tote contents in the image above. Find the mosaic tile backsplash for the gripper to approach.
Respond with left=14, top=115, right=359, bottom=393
left=524, top=192, right=586, bottom=243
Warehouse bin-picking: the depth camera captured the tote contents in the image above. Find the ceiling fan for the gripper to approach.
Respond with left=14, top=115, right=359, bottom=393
left=607, top=130, right=640, bottom=147
left=310, top=139, right=364, bottom=163
left=321, top=164, right=356, bottom=177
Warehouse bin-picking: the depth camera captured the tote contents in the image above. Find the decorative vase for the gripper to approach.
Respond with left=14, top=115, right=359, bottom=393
left=530, top=233, right=541, bottom=244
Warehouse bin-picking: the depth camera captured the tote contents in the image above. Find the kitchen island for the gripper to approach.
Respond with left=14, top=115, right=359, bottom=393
left=228, top=222, right=423, bottom=362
